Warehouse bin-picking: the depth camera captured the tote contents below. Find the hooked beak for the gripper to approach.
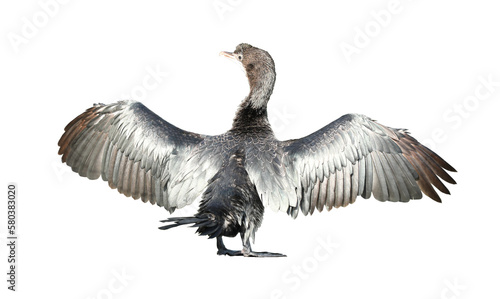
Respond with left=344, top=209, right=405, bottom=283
left=219, top=51, right=238, bottom=62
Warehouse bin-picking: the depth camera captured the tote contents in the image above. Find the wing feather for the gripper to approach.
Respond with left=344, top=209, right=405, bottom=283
left=378, top=152, right=400, bottom=202
left=132, top=161, right=141, bottom=200
left=317, top=177, right=329, bottom=212
left=342, top=167, right=351, bottom=207
left=371, top=151, right=389, bottom=201
left=350, top=162, right=358, bottom=204
left=384, top=153, right=410, bottom=202
left=326, top=172, right=336, bottom=210
left=357, top=156, right=366, bottom=196
left=393, top=153, right=422, bottom=199
left=58, top=101, right=221, bottom=212
left=309, top=179, right=320, bottom=214
left=363, top=152, right=374, bottom=198
left=334, top=169, right=344, bottom=208
left=282, top=113, right=456, bottom=217
left=415, top=151, right=450, bottom=194
left=87, top=132, right=107, bottom=180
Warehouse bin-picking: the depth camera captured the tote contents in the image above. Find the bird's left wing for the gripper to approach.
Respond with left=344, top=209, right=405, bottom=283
left=58, top=101, right=222, bottom=212
left=281, top=113, right=456, bottom=218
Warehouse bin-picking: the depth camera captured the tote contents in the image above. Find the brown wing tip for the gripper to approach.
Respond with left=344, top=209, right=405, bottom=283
left=446, top=165, right=457, bottom=173
left=426, top=188, right=442, bottom=203
left=422, top=146, right=457, bottom=173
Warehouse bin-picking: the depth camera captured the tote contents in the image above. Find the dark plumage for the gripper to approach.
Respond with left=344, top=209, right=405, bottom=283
left=58, top=43, right=456, bottom=257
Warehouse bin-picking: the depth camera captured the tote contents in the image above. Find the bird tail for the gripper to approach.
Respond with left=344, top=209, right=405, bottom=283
left=158, top=214, right=223, bottom=238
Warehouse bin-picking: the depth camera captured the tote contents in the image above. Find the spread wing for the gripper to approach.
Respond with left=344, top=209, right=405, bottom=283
left=282, top=114, right=456, bottom=218
left=58, top=100, right=221, bottom=212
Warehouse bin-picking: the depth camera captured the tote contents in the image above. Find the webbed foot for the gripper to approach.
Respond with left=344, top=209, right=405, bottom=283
left=243, top=250, right=286, bottom=258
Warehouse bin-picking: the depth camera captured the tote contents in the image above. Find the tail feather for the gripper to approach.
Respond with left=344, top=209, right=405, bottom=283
left=158, top=214, right=223, bottom=239
left=158, top=217, right=200, bottom=230
left=199, top=224, right=222, bottom=238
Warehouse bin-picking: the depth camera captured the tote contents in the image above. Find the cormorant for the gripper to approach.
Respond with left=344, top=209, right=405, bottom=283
left=58, top=43, right=456, bottom=257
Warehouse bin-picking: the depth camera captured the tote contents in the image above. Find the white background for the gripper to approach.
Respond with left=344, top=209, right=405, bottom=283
left=1, top=1, right=499, bottom=298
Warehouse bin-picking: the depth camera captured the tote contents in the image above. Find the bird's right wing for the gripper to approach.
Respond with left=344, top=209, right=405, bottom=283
left=282, top=114, right=456, bottom=218
left=58, top=101, right=222, bottom=212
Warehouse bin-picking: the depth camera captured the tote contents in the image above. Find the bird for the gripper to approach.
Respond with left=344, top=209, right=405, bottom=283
left=58, top=43, right=456, bottom=257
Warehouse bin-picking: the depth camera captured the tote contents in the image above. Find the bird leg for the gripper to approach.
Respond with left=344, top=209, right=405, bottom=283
left=216, top=236, right=286, bottom=257
left=241, top=238, right=286, bottom=258
left=216, top=236, right=243, bottom=256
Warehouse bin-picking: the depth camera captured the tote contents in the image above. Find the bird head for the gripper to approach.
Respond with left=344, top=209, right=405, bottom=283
left=220, top=43, right=276, bottom=109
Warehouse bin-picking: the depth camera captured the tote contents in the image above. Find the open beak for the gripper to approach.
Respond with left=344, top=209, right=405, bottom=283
left=219, top=51, right=238, bottom=62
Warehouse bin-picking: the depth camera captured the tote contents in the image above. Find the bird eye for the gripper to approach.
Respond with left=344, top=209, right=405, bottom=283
left=238, top=55, right=242, bottom=60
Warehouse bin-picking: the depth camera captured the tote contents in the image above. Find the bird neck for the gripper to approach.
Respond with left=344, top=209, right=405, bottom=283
left=231, top=99, right=270, bottom=130
left=246, top=69, right=275, bottom=109
left=231, top=70, right=275, bottom=130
